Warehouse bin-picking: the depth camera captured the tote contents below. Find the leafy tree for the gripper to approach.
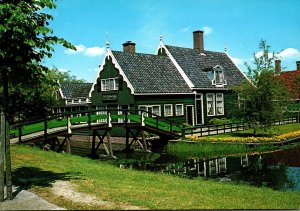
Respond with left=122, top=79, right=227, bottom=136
left=49, top=67, right=87, bottom=83
left=234, top=40, right=290, bottom=134
left=0, top=0, right=75, bottom=121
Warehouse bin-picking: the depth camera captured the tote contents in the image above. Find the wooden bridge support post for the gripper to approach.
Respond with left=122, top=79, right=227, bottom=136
left=125, top=128, right=130, bottom=152
left=65, top=136, right=71, bottom=154
left=106, top=131, right=115, bottom=159
left=91, top=130, right=97, bottom=159
left=141, top=131, right=151, bottom=153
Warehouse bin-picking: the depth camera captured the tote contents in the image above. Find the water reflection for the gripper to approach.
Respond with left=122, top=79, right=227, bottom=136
left=118, top=145, right=300, bottom=192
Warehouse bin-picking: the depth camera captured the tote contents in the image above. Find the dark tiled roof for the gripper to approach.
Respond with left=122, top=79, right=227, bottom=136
left=60, top=83, right=93, bottom=98
left=165, top=45, right=248, bottom=88
left=112, top=51, right=192, bottom=93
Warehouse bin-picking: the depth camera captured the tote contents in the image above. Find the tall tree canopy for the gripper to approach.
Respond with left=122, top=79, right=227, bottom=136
left=0, top=0, right=75, bottom=121
left=234, top=40, right=290, bottom=134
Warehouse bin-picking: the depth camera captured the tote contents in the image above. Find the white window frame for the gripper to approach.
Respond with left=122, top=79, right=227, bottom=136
left=216, top=93, right=224, bottom=115
left=164, top=104, right=173, bottom=117
left=175, top=104, right=184, bottom=116
left=206, top=93, right=215, bottom=116
left=152, top=105, right=161, bottom=117
left=101, top=77, right=119, bottom=91
left=211, top=66, right=227, bottom=87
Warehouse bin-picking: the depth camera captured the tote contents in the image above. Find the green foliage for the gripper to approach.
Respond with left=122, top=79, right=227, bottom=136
left=209, top=118, right=232, bottom=126
left=234, top=40, right=290, bottom=134
left=49, top=67, right=86, bottom=83
left=0, top=0, right=75, bottom=121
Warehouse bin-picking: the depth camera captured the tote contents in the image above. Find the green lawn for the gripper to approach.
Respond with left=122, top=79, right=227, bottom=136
left=10, top=144, right=300, bottom=210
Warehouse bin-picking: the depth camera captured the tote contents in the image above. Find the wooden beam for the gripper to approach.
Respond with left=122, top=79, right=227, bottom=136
left=0, top=111, right=5, bottom=202
left=5, top=119, right=12, bottom=199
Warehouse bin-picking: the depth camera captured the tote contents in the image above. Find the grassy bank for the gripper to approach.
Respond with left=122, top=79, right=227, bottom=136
left=11, top=144, right=300, bottom=210
left=167, top=141, right=292, bottom=159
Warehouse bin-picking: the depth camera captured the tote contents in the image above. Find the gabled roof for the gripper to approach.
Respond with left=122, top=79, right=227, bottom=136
left=278, top=70, right=300, bottom=99
left=60, top=83, right=93, bottom=99
left=111, top=50, right=192, bottom=94
left=164, top=45, right=248, bottom=89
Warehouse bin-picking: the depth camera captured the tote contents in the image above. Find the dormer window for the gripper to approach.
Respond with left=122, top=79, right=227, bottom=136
left=211, top=65, right=227, bottom=87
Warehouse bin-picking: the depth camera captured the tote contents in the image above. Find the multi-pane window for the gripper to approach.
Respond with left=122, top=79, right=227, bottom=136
left=175, top=104, right=184, bottom=116
left=216, top=93, right=224, bottom=115
left=164, top=104, right=173, bottom=117
left=215, top=70, right=224, bottom=85
left=207, top=94, right=215, bottom=116
left=207, top=93, right=224, bottom=116
left=152, top=105, right=161, bottom=116
left=101, top=78, right=119, bottom=91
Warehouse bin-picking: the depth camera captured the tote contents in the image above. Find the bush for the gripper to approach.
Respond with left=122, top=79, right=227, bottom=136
left=209, top=118, right=232, bottom=126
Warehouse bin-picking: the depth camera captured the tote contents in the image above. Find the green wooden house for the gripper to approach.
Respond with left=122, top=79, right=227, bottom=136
left=89, top=30, right=248, bottom=126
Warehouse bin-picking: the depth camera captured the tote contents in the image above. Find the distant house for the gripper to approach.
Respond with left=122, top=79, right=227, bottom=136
left=89, top=30, right=248, bottom=125
left=56, top=83, right=93, bottom=114
left=278, top=61, right=300, bottom=102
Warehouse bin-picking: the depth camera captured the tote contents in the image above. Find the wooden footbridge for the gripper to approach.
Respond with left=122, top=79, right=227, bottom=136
left=10, top=109, right=183, bottom=158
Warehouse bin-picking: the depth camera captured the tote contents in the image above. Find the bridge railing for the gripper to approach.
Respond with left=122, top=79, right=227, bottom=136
left=10, top=108, right=183, bottom=142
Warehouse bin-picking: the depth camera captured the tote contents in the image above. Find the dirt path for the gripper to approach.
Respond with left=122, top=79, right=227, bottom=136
left=51, top=180, right=145, bottom=210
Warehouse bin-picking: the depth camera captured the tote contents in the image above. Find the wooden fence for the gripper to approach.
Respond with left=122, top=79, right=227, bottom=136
left=182, top=116, right=299, bottom=137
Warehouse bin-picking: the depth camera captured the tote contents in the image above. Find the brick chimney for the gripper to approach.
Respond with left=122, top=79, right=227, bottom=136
left=275, top=59, right=281, bottom=75
left=122, top=41, right=136, bottom=53
left=296, top=61, right=300, bottom=70
left=193, top=30, right=204, bottom=53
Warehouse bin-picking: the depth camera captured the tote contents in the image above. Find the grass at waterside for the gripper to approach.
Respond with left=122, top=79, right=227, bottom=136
left=187, top=123, right=300, bottom=143
left=11, top=145, right=300, bottom=210
left=167, top=141, right=300, bottom=160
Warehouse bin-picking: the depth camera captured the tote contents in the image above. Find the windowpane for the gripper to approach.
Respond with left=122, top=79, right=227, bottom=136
left=101, top=78, right=119, bottom=91
left=164, top=105, right=173, bottom=117
left=152, top=105, right=161, bottom=116
left=175, top=104, right=184, bottom=116
left=216, top=94, right=224, bottom=115
left=215, top=70, right=224, bottom=84
left=207, top=94, right=215, bottom=116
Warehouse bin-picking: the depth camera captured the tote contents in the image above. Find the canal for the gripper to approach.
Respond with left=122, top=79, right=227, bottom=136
left=112, top=143, right=300, bottom=192
left=61, top=135, right=300, bottom=192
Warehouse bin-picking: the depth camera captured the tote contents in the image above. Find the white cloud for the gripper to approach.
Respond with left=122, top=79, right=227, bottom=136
left=202, top=26, right=212, bottom=35
left=84, top=47, right=105, bottom=57
left=230, top=56, right=244, bottom=66
left=64, top=44, right=86, bottom=55
left=64, top=44, right=105, bottom=57
left=277, top=48, right=300, bottom=59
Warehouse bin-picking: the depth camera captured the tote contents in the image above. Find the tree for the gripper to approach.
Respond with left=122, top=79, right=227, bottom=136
left=0, top=0, right=75, bottom=200
left=49, top=67, right=87, bottom=83
left=234, top=40, right=290, bottom=134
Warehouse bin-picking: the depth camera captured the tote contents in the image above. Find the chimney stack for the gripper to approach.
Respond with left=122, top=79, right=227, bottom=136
left=193, top=30, right=204, bottom=53
left=122, top=41, right=136, bottom=53
left=275, top=59, right=281, bottom=75
left=296, top=61, right=300, bottom=70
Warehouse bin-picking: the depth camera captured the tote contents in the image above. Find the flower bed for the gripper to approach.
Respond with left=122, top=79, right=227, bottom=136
left=187, top=130, right=300, bottom=143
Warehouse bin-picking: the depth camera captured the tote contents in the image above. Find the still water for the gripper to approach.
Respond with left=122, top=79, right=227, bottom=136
left=115, top=144, right=300, bottom=192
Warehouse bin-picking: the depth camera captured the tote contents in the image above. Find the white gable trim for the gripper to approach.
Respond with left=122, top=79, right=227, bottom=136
left=89, top=49, right=135, bottom=97
left=156, top=42, right=195, bottom=89
left=225, top=52, right=252, bottom=84
left=58, top=84, right=65, bottom=99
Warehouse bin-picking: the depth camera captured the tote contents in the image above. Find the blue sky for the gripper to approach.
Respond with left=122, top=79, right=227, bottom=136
left=44, top=0, right=300, bottom=82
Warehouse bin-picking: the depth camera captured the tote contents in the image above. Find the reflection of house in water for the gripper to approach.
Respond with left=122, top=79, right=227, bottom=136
left=165, top=155, right=253, bottom=178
